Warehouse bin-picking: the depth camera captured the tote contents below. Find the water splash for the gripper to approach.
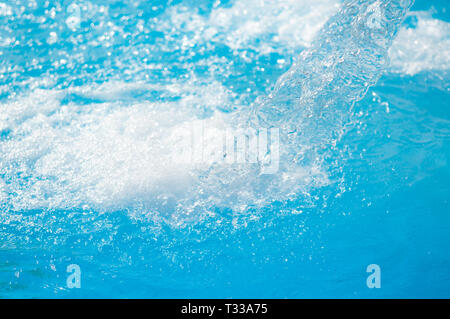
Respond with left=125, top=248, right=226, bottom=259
left=253, top=0, right=414, bottom=141
left=0, top=0, right=414, bottom=227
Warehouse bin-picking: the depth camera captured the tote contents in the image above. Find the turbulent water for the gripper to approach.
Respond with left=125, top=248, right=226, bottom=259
left=0, top=0, right=449, bottom=298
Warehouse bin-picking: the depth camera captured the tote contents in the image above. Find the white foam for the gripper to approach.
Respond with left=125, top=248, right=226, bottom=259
left=160, top=0, right=450, bottom=76
left=158, top=0, right=340, bottom=53
left=1, top=0, right=428, bottom=226
left=0, top=0, right=347, bottom=224
left=0, top=81, right=328, bottom=224
left=389, top=12, right=450, bottom=75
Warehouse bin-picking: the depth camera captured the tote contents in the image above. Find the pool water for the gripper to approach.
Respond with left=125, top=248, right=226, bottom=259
left=0, top=0, right=449, bottom=298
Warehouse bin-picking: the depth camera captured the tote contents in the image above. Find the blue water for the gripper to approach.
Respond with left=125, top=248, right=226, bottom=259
left=0, top=0, right=449, bottom=298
